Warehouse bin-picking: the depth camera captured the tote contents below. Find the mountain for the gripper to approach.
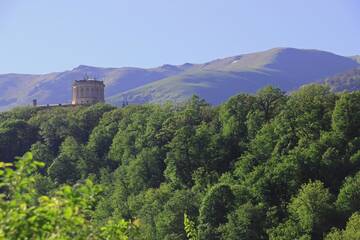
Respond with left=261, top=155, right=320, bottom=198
left=108, top=48, right=359, bottom=105
left=0, top=64, right=193, bottom=110
left=323, top=67, right=360, bottom=92
left=0, top=48, right=359, bottom=110
left=351, top=55, right=360, bottom=64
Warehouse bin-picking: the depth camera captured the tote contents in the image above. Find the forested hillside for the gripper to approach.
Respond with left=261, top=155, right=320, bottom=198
left=1, top=85, right=360, bottom=239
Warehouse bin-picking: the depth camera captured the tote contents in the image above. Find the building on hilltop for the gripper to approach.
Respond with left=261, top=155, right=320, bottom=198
left=72, top=76, right=105, bottom=105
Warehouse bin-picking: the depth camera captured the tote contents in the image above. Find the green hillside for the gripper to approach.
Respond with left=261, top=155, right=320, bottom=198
left=109, top=48, right=359, bottom=105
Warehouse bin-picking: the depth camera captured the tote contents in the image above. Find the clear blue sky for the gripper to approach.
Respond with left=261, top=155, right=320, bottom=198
left=1, top=0, right=359, bottom=74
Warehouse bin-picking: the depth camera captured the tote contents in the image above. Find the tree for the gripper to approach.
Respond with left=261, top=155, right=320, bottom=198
left=198, top=184, right=235, bottom=240
left=0, top=152, right=134, bottom=239
left=219, top=202, right=266, bottom=240
left=219, top=93, right=255, bottom=157
left=156, top=190, right=198, bottom=240
left=75, top=103, right=115, bottom=143
left=274, top=85, right=336, bottom=149
left=0, top=106, right=39, bottom=121
left=87, top=108, right=123, bottom=161
left=29, top=107, right=77, bottom=153
left=164, top=122, right=223, bottom=187
left=127, top=184, right=174, bottom=239
left=0, top=119, right=38, bottom=162
left=255, top=86, right=287, bottom=122
left=108, top=105, right=154, bottom=164
left=324, top=212, right=360, bottom=240
left=47, top=137, right=82, bottom=184
left=289, top=181, right=334, bottom=238
left=332, top=92, right=360, bottom=140
left=336, top=171, right=360, bottom=217
left=30, top=141, right=55, bottom=174
left=184, top=213, right=199, bottom=240
left=125, top=147, right=165, bottom=193
left=269, top=181, right=335, bottom=240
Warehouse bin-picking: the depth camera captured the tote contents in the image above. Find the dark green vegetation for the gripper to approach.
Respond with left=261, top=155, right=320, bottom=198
left=1, top=48, right=359, bottom=110
left=1, top=85, right=360, bottom=239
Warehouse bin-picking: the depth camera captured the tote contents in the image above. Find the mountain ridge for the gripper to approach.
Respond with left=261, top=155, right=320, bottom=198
left=0, top=47, right=359, bottom=110
left=108, top=48, right=360, bottom=105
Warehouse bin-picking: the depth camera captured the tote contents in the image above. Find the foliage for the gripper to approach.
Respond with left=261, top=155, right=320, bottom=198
left=324, top=212, right=360, bottom=240
left=336, top=171, right=360, bottom=217
left=1, top=86, right=360, bottom=239
left=0, top=119, right=38, bottom=162
left=0, top=152, right=133, bottom=239
left=184, top=213, right=198, bottom=240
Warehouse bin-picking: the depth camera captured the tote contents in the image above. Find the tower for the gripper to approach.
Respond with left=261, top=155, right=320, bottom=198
left=72, top=76, right=105, bottom=105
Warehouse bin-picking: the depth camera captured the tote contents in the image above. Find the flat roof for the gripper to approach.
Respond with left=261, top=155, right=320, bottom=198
left=73, top=79, right=105, bottom=85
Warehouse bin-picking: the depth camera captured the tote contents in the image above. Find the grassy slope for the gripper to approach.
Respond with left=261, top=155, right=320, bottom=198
left=108, top=48, right=360, bottom=105
left=324, top=67, right=360, bottom=92
left=0, top=65, right=192, bottom=110
left=1, top=48, right=359, bottom=110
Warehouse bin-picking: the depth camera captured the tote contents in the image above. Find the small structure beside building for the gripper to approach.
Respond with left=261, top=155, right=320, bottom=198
left=71, top=76, right=105, bottom=105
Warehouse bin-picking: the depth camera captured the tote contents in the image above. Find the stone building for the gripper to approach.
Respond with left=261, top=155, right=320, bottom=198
left=72, top=77, right=105, bottom=105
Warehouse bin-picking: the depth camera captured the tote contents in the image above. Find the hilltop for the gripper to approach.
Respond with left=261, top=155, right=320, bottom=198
left=0, top=48, right=359, bottom=110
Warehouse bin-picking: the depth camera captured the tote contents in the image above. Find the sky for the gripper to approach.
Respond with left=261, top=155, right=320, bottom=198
left=0, top=0, right=359, bottom=74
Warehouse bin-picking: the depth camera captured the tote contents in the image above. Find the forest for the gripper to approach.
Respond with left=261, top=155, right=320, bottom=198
left=0, top=84, right=360, bottom=239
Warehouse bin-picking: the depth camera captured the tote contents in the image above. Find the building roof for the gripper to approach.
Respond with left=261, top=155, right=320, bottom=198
left=73, top=77, right=105, bottom=86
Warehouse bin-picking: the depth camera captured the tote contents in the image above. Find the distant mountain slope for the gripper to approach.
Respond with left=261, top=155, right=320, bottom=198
left=0, top=48, right=359, bottom=110
left=109, top=48, right=359, bottom=105
left=0, top=64, right=194, bottom=110
left=323, top=67, right=360, bottom=92
left=351, top=55, right=360, bottom=64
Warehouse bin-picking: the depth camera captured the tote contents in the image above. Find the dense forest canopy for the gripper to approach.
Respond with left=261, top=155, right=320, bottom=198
left=1, top=84, right=360, bottom=239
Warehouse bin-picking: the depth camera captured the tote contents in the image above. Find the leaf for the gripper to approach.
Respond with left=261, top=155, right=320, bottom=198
left=34, top=161, right=45, bottom=168
left=0, top=162, right=12, bottom=168
left=62, top=186, right=72, bottom=195
left=63, top=207, right=73, bottom=219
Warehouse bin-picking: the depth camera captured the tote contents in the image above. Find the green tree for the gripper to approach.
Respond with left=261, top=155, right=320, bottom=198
left=332, top=92, right=360, bottom=140
left=336, top=171, right=360, bottom=217
left=30, top=141, right=55, bottom=174
left=219, top=202, right=266, bottom=240
left=165, top=122, right=223, bottom=187
left=184, top=213, right=199, bottom=240
left=324, top=212, right=360, bottom=240
left=256, top=86, right=287, bottom=122
left=156, top=190, right=198, bottom=240
left=0, top=119, right=38, bottom=162
left=269, top=181, right=335, bottom=240
left=87, top=108, right=123, bottom=161
left=29, top=107, right=77, bottom=153
left=198, top=184, right=235, bottom=240
left=273, top=85, right=336, bottom=154
left=75, top=103, right=115, bottom=143
left=47, top=137, right=82, bottom=184
left=0, top=152, right=133, bottom=239
left=219, top=93, right=255, bottom=157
